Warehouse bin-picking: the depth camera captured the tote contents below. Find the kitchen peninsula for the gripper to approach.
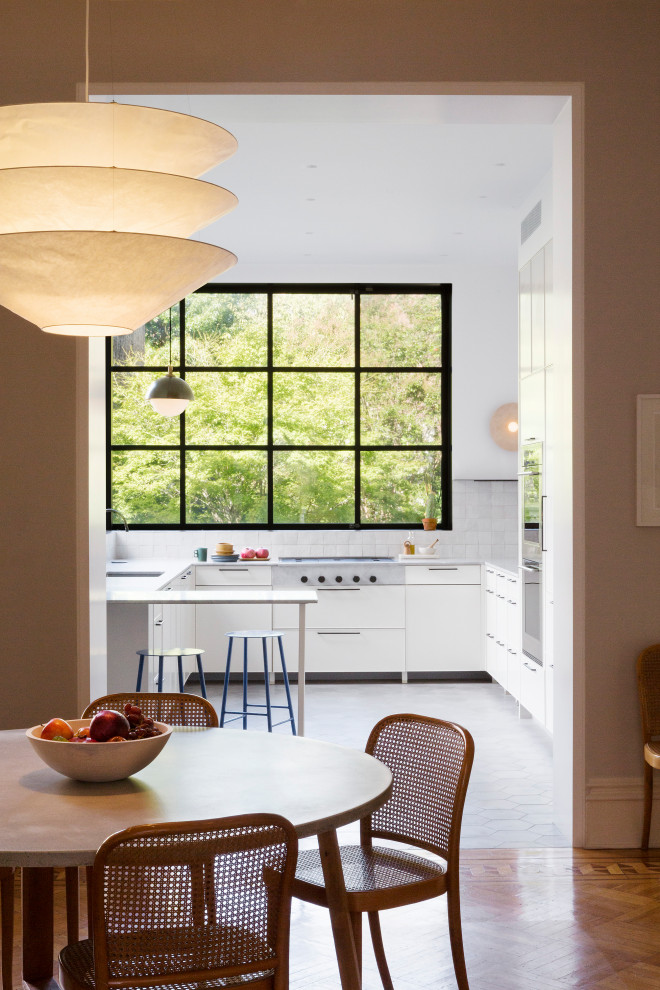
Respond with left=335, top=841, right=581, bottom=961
left=108, top=561, right=317, bottom=734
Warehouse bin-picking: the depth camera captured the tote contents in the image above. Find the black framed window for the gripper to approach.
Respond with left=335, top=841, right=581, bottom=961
left=107, top=283, right=451, bottom=529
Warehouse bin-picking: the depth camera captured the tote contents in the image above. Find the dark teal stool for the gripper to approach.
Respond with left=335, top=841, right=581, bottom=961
left=220, top=630, right=296, bottom=733
left=136, top=647, right=208, bottom=699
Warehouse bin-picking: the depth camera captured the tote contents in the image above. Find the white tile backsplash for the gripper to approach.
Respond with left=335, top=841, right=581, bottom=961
left=108, top=480, right=518, bottom=561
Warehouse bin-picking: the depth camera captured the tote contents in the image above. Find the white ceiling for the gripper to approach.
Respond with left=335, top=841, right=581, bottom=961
left=98, top=94, right=567, bottom=273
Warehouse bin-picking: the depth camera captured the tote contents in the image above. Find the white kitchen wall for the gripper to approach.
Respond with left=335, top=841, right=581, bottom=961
left=107, top=478, right=517, bottom=563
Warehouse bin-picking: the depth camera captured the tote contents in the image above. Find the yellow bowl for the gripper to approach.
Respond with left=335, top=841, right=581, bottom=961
left=26, top=718, right=172, bottom=782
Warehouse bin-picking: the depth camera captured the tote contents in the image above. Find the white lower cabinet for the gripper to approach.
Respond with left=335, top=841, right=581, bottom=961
left=273, top=586, right=405, bottom=675
left=520, top=656, right=545, bottom=721
left=484, top=565, right=522, bottom=700
left=405, top=565, right=482, bottom=673
left=194, top=565, right=272, bottom=674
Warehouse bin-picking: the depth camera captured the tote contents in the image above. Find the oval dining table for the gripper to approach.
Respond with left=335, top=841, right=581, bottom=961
left=0, top=725, right=392, bottom=990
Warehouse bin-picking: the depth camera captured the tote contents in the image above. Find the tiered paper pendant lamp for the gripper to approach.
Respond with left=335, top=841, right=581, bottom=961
left=0, top=102, right=238, bottom=336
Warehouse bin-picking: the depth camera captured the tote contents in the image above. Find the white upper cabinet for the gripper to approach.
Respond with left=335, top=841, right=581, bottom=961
left=530, top=249, right=545, bottom=371
left=519, top=262, right=532, bottom=378
left=519, top=244, right=550, bottom=379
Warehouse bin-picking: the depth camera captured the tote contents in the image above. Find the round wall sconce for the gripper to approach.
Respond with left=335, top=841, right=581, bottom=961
left=489, top=402, right=519, bottom=451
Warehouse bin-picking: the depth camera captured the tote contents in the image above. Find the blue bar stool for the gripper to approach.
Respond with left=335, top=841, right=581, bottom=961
left=135, top=647, right=208, bottom=699
left=220, top=630, right=296, bottom=734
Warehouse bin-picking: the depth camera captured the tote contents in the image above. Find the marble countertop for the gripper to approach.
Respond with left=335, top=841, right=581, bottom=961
left=106, top=554, right=520, bottom=597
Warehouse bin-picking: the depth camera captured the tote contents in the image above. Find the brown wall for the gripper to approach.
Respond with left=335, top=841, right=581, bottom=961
left=1, top=3, right=658, bottom=792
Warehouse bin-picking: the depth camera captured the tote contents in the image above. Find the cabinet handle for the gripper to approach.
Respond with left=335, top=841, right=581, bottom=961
left=523, top=662, right=537, bottom=672
left=154, top=618, right=163, bottom=627
left=496, top=640, right=504, bottom=646
left=541, top=495, right=547, bottom=551
left=429, top=567, right=458, bottom=571
left=316, top=631, right=361, bottom=635
left=486, top=633, right=494, bottom=639
left=216, top=567, right=250, bottom=571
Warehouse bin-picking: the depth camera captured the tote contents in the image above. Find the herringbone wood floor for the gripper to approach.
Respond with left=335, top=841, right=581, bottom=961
left=8, top=848, right=660, bottom=989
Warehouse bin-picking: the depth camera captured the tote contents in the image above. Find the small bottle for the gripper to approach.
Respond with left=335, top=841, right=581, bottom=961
left=407, top=531, right=415, bottom=555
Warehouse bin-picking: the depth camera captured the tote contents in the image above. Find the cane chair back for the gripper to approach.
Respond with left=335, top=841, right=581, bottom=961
left=362, top=713, right=474, bottom=863
left=82, top=692, right=218, bottom=727
left=637, top=645, right=660, bottom=849
left=637, top=645, right=660, bottom=743
left=59, top=814, right=297, bottom=990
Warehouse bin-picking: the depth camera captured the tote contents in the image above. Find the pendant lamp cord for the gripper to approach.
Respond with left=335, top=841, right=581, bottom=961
left=169, top=308, right=173, bottom=370
left=84, top=0, right=90, bottom=102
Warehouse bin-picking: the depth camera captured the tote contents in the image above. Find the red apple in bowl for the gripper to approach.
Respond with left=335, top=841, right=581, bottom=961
left=240, top=547, right=256, bottom=559
left=255, top=547, right=269, bottom=559
left=89, top=709, right=130, bottom=742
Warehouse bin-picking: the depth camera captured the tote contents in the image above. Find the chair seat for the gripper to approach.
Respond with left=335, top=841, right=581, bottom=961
left=136, top=647, right=205, bottom=657
left=292, top=844, right=448, bottom=912
left=225, top=631, right=285, bottom=640
left=644, top=742, right=660, bottom=768
left=60, top=936, right=276, bottom=990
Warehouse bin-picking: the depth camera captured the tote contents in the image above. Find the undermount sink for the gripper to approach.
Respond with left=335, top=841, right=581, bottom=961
left=106, top=571, right=164, bottom=578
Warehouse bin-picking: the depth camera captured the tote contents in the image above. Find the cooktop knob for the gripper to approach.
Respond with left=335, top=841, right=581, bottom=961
left=318, top=575, right=326, bottom=583
left=335, top=575, right=343, bottom=583
left=353, top=575, right=360, bottom=582
left=369, top=575, right=377, bottom=583
left=300, top=575, right=308, bottom=583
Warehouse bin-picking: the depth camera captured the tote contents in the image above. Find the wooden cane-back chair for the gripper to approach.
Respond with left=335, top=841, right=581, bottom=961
left=0, top=867, right=14, bottom=990
left=59, top=814, right=298, bottom=990
left=82, top=691, right=218, bottom=727
left=292, top=713, right=474, bottom=990
left=637, top=644, right=660, bottom=849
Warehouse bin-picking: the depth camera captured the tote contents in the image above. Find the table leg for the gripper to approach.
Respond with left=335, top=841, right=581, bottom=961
left=22, top=866, right=59, bottom=990
left=298, top=603, right=306, bottom=737
left=318, top=829, right=361, bottom=990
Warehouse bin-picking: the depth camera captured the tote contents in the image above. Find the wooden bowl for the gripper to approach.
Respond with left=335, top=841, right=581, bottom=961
left=26, top=718, right=172, bottom=782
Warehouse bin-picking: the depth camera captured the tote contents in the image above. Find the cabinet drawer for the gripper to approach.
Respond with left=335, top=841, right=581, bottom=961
left=405, top=564, right=481, bottom=586
left=274, top=585, right=404, bottom=630
left=195, top=565, right=271, bottom=586
left=520, top=657, right=545, bottom=721
left=276, top=628, right=405, bottom=674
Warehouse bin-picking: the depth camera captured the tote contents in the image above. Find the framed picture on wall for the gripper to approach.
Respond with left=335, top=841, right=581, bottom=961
left=637, top=395, right=660, bottom=526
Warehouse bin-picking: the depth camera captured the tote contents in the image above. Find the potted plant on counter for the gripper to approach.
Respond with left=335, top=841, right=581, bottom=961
left=422, top=490, right=437, bottom=530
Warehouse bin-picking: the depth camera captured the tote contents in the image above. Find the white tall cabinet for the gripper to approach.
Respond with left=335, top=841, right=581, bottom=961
left=518, top=240, right=554, bottom=731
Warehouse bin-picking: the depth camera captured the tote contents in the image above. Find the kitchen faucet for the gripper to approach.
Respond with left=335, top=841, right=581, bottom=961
left=106, top=507, right=129, bottom=532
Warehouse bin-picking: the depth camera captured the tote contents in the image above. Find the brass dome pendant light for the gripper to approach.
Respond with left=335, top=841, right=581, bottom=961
left=0, top=1, right=237, bottom=337
left=146, top=309, right=193, bottom=417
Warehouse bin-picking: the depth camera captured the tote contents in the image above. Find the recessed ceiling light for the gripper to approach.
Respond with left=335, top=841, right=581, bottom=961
left=305, top=231, right=314, bottom=235
left=306, top=164, right=318, bottom=169
left=453, top=231, right=463, bottom=236
left=479, top=195, right=487, bottom=199
left=306, top=197, right=316, bottom=201
left=494, top=162, right=506, bottom=167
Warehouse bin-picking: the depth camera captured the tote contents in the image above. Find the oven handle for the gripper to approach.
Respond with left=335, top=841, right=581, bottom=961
left=520, top=564, right=540, bottom=573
